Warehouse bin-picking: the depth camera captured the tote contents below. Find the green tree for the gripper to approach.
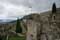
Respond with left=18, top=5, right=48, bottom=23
left=52, top=3, right=56, bottom=13
left=16, top=18, right=22, bottom=33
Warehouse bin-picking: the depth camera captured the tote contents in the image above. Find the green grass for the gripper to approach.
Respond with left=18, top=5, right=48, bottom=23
left=9, top=36, right=26, bottom=40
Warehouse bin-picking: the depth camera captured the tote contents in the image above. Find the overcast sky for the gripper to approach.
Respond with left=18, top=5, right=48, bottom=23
left=0, top=0, right=60, bottom=22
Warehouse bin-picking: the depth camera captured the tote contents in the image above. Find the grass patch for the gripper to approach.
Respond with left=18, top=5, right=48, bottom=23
left=9, top=36, right=26, bottom=40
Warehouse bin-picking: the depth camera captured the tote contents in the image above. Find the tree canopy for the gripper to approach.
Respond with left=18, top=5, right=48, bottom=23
left=16, top=18, right=22, bottom=33
left=52, top=3, right=56, bottom=13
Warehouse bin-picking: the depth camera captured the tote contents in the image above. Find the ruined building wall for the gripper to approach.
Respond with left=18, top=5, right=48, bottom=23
left=26, top=20, right=41, bottom=40
left=23, top=10, right=60, bottom=40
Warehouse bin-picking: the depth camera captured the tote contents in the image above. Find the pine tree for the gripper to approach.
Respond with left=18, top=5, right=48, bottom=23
left=52, top=3, right=56, bottom=13
left=16, top=18, right=22, bottom=33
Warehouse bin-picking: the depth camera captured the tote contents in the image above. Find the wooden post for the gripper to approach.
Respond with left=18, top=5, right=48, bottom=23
left=6, top=35, right=9, bottom=40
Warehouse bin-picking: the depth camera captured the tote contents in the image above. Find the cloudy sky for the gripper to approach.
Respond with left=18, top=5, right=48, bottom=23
left=0, top=0, right=60, bottom=22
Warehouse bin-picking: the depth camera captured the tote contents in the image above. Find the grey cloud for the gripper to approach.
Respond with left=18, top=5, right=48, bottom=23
left=0, top=5, right=4, bottom=14
left=0, top=0, right=29, bottom=6
left=0, top=0, right=60, bottom=11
